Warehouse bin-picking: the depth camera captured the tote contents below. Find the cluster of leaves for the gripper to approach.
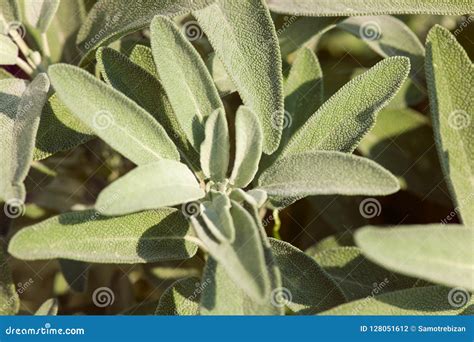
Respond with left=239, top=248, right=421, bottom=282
left=0, top=0, right=472, bottom=315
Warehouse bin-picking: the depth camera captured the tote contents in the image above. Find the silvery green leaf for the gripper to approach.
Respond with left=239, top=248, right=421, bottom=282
left=155, top=277, right=201, bottom=315
left=201, top=192, right=235, bottom=242
left=200, top=109, right=229, bottom=182
left=25, top=0, right=60, bottom=33
left=129, top=44, right=157, bottom=77
left=49, top=64, right=180, bottom=165
left=258, top=151, right=399, bottom=198
left=0, top=0, right=20, bottom=33
left=0, top=245, right=19, bottom=315
left=191, top=200, right=270, bottom=301
left=59, top=259, right=88, bottom=293
left=229, top=188, right=268, bottom=208
left=8, top=208, right=198, bottom=263
left=313, top=247, right=421, bottom=301
left=76, top=0, right=214, bottom=59
left=358, top=109, right=449, bottom=205
left=0, top=74, right=49, bottom=202
left=0, top=35, right=18, bottom=65
left=355, top=224, right=474, bottom=291
left=321, top=286, right=474, bottom=315
left=426, top=25, right=474, bottom=225
left=33, top=93, right=93, bottom=161
left=150, top=15, right=223, bottom=151
left=96, top=47, right=199, bottom=168
left=270, top=238, right=346, bottom=314
left=96, top=160, right=204, bottom=216
left=305, top=234, right=355, bottom=255
left=281, top=47, right=323, bottom=148
left=199, top=257, right=282, bottom=315
left=35, top=298, right=58, bottom=315
left=194, top=0, right=284, bottom=154
left=267, top=0, right=474, bottom=16
left=279, top=57, right=410, bottom=157
left=338, top=16, right=425, bottom=80
left=206, top=52, right=236, bottom=97
left=229, top=107, right=263, bottom=188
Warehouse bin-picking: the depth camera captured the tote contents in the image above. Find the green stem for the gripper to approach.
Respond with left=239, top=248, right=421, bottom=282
left=272, top=209, right=281, bottom=240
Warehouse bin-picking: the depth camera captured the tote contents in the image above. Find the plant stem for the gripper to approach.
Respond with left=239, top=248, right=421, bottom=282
left=8, top=29, right=36, bottom=69
left=16, top=57, right=34, bottom=76
left=272, top=209, right=282, bottom=240
left=40, top=33, right=51, bottom=60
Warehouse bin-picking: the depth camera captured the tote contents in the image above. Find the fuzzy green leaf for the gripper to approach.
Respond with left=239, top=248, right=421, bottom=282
left=338, top=16, right=425, bottom=79
left=321, top=286, right=474, bottom=315
left=358, top=108, right=449, bottom=205
left=206, top=52, right=236, bottom=97
left=49, top=64, right=179, bottom=165
left=191, top=201, right=270, bottom=301
left=267, top=0, right=474, bottom=16
left=0, top=246, right=19, bottom=315
left=229, top=107, right=262, bottom=188
left=96, top=160, right=204, bottom=216
left=155, top=277, right=201, bottom=315
left=200, top=109, right=229, bottom=181
left=194, top=0, right=284, bottom=154
left=201, top=192, right=235, bottom=242
left=0, top=74, right=49, bottom=202
left=76, top=0, right=214, bottom=58
left=25, top=0, right=60, bottom=33
left=426, top=25, right=474, bottom=225
left=96, top=47, right=199, bottom=168
left=259, top=151, right=399, bottom=198
left=129, top=45, right=157, bottom=77
left=35, top=298, right=59, bottom=315
left=8, top=208, right=198, bottom=263
left=313, top=247, right=422, bottom=301
left=279, top=57, right=410, bottom=157
left=59, top=259, right=88, bottom=293
left=356, top=225, right=474, bottom=291
left=0, top=35, right=18, bottom=65
left=150, top=15, right=223, bottom=151
left=270, top=239, right=346, bottom=314
left=0, top=0, right=20, bottom=33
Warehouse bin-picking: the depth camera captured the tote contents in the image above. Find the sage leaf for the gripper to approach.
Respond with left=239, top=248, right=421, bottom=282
left=191, top=201, right=270, bottom=301
left=76, top=0, right=214, bottom=58
left=358, top=109, right=449, bottom=205
left=0, top=246, right=19, bottom=315
left=96, top=160, right=204, bottom=216
left=150, top=15, right=223, bottom=151
left=0, top=74, right=50, bottom=202
left=35, top=298, right=59, bottom=315
left=0, top=0, right=20, bottom=34
left=206, top=52, right=236, bottom=97
left=155, top=277, right=201, bottom=315
left=267, top=0, right=474, bottom=16
left=258, top=151, right=400, bottom=198
left=200, top=109, right=229, bottom=182
left=355, top=225, right=474, bottom=291
left=201, top=192, right=235, bottom=242
left=33, top=93, right=93, bottom=161
left=338, top=16, right=425, bottom=80
left=200, top=257, right=281, bottom=315
left=426, top=25, right=474, bottom=225
left=49, top=64, right=179, bottom=165
left=129, top=45, right=157, bottom=77
left=194, top=0, right=284, bottom=154
left=279, top=57, right=410, bottom=157
left=8, top=208, right=198, bottom=263
left=313, top=247, right=422, bottom=301
left=0, top=35, right=18, bottom=65
left=270, top=238, right=346, bottom=314
left=229, top=107, right=263, bottom=188
left=25, top=0, right=60, bottom=33
left=321, top=286, right=474, bottom=315
left=96, top=47, right=199, bottom=168
left=59, top=259, right=89, bottom=293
